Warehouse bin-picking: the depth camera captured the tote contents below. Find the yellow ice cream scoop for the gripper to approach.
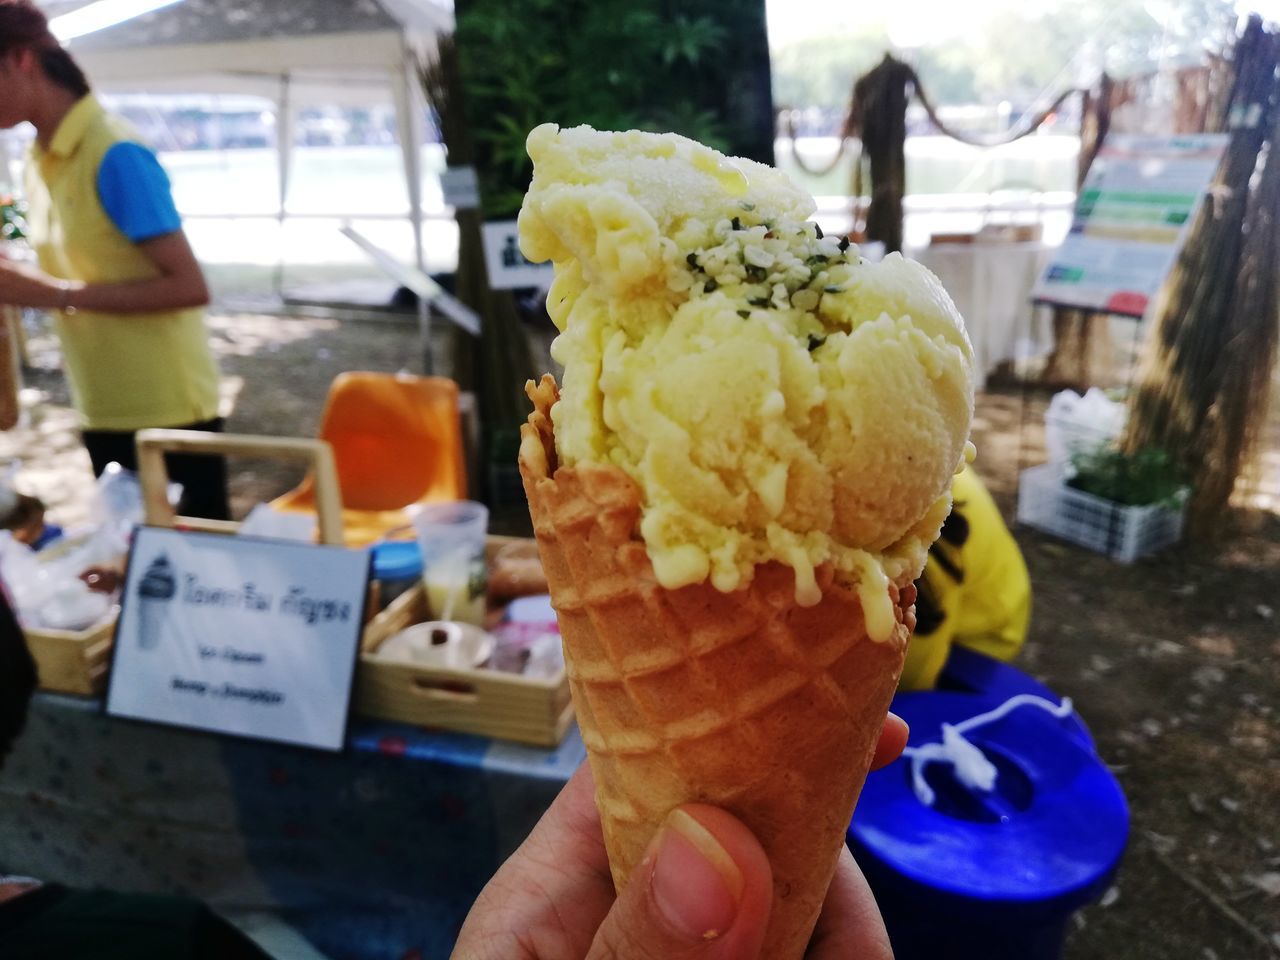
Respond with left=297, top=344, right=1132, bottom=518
left=519, top=123, right=974, bottom=625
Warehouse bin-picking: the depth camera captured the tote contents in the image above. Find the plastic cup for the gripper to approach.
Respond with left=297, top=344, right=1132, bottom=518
left=409, top=500, right=488, bottom=626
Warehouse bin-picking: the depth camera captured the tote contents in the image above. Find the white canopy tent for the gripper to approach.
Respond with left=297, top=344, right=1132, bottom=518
left=62, top=0, right=453, bottom=272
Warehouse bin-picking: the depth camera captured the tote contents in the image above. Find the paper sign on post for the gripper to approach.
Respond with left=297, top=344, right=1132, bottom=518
left=481, top=219, right=554, bottom=290
left=439, top=166, right=481, bottom=209
left=106, top=527, right=370, bottom=752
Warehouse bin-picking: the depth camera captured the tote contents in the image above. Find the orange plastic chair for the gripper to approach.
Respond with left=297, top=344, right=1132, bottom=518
left=271, top=372, right=467, bottom=546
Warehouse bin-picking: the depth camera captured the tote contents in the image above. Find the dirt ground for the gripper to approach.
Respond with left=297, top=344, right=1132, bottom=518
left=4, top=310, right=1278, bottom=960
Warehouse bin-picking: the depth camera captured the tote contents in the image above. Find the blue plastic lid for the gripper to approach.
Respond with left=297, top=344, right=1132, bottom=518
left=372, top=540, right=423, bottom=581
left=850, top=692, right=1128, bottom=914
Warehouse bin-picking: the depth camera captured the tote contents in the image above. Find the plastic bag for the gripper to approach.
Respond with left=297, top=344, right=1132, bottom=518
left=490, top=595, right=564, bottom=677
left=90, top=462, right=181, bottom=557
left=92, top=462, right=145, bottom=554
left=1044, top=389, right=1128, bottom=472
left=238, top=503, right=314, bottom=542
left=0, top=530, right=110, bottom=631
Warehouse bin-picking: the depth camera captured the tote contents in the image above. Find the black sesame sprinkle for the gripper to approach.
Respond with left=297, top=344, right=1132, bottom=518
left=837, top=236, right=851, bottom=252
left=824, top=285, right=844, bottom=294
left=731, top=216, right=742, bottom=231
left=745, top=265, right=767, bottom=282
left=748, top=297, right=771, bottom=307
left=686, top=252, right=701, bottom=270
left=813, top=223, right=824, bottom=239
left=807, top=334, right=826, bottom=352
left=703, top=279, right=718, bottom=293
left=738, top=310, right=751, bottom=318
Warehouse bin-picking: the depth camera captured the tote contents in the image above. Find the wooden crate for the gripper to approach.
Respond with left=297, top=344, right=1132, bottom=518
left=24, top=430, right=344, bottom=699
left=25, top=613, right=117, bottom=696
left=357, top=574, right=573, bottom=748
left=136, top=432, right=570, bottom=745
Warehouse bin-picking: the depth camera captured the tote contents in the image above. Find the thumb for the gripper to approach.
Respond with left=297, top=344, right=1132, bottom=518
left=586, top=805, right=773, bottom=960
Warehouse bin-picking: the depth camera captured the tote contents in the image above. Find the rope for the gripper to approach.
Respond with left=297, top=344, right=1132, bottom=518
left=908, top=69, right=1084, bottom=147
left=778, top=59, right=1085, bottom=172
left=782, top=108, right=852, bottom=176
left=777, top=56, right=1086, bottom=252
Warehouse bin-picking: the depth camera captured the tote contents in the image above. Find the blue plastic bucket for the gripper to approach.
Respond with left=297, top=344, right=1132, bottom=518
left=849, top=689, right=1129, bottom=960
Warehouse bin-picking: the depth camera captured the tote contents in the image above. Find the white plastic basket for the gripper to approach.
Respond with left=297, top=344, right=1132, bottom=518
left=1016, top=464, right=1187, bottom=564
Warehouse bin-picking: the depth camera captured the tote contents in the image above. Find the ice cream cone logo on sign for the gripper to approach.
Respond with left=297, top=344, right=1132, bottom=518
left=136, top=553, right=177, bottom=650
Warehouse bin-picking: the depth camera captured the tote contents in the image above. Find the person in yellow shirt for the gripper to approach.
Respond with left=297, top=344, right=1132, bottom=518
left=899, top=468, right=1032, bottom=691
left=0, top=0, right=227, bottom=519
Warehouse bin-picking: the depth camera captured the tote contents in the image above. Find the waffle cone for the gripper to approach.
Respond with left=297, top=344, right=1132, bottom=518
left=519, top=375, right=912, bottom=959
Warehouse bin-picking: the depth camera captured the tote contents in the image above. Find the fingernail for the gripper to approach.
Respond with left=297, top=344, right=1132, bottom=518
left=650, top=809, right=744, bottom=941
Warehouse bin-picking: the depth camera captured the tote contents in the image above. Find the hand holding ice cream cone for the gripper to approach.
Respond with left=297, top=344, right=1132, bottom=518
left=454, top=717, right=908, bottom=960
left=507, top=123, right=974, bottom=957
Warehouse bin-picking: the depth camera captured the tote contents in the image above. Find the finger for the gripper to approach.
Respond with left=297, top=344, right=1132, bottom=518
left=454, top=762, right=616, bottom=958
left=805, top=845, right=892, bottom=960
left=870, top=712, right=909, bottom=771
left=586, top=804, right=773, bottom=960
left=520, top=761, right=613, bottom=881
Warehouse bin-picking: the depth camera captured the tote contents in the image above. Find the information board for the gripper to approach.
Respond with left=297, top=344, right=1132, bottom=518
left=1031, top=134, right=1229, bottom=317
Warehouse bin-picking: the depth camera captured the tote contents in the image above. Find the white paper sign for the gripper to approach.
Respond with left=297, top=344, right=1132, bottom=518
left=439, top=166, right=480, bottom=209
left=482, top=219, right=554, bottom=290
left=1031, top=134, right=1228, bottom=317
left=106, top=527, right=370, bottom=752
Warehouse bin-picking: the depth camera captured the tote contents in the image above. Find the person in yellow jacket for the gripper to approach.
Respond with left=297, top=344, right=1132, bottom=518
left=898, top=467, right=1031, bottom=691
left=0, top=0, right=227, bottom=519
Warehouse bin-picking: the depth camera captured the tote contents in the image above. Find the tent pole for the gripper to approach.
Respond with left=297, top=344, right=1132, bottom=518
left=393, top=41, right=430, bottom=372
left=275, top=73, right=294, bottom=300
left=393, top=45, right=426, bottom=274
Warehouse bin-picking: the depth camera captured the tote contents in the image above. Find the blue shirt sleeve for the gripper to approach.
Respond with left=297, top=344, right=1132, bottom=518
left=96, top=141, right=183, bottom=243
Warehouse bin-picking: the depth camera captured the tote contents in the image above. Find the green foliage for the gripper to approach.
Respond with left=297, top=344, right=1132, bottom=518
left=1068, top=446, right=1187, bottom=507
left=455, top=0, right=771, bottom=219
